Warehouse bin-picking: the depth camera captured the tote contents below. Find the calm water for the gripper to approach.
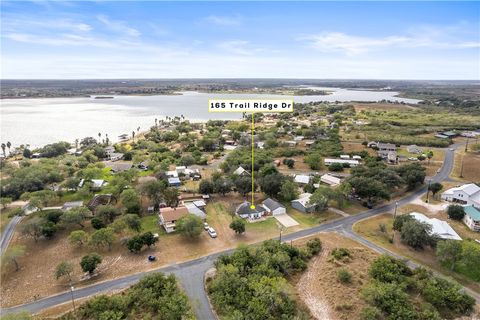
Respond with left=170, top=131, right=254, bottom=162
left=0, top=89, right=420, bottom=148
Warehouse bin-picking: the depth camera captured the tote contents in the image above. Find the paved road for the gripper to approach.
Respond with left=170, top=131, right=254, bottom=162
left=2, top=143, right=472, bottom=317
left=0, top=215, right=23, bottom=254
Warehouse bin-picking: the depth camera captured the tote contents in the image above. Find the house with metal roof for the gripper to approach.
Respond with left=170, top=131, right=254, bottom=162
left=262, top=198, right=286, bottom=216
left=291, top=193, right=316, bottom=213
left=463, top=205, right=480, bottom=232
left=441, top=183, right=480, bottom=209
left=410, top=212, right=462, bottom=241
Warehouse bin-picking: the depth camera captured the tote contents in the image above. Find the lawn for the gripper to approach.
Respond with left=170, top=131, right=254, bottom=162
left=353, top=214, right=480, bottom=293
left=140, top=215, right=164, bottom=234
left=287, top=205, right=338, bottom=227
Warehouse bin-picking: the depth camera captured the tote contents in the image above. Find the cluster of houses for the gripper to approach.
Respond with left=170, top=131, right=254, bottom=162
left=441, top=183, right=480, bottom=232
left=158, top=199, right=207, bottom=233
left=368, top=142, right=398, bottom=164
left=166, top=166, right=201, bottom=187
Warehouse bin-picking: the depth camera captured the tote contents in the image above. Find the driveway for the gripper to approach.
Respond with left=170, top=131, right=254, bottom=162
left=274, top=214, right=299, bottom=228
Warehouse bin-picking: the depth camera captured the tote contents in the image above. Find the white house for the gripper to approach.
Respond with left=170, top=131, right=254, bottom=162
left=159, top=207, right=189, bottom=233
left=234, top=166, right=250, bottom=176
left=294, top=174, right=310, bottom=186
left=291, top=193, right=316, bottom=213
left=324, top=158, right=360, bottom=167
left=463, top=205, right=480, bottom=232
left=441, top=183, right=480, bottom=209
left=91, top=179, right=105, bottom=191
left=262, top=198, right=286, bottom=216
left=410, top=212, right=462, bottom=240
left=235, top=202, right=266, bottom=220
left=320, top=174, right=341, bottom=187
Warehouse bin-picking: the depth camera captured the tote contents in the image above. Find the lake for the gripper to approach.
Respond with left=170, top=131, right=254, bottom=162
left=0, top=89, right=420, bottom=148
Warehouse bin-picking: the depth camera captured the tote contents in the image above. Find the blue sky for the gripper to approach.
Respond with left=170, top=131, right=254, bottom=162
left=1, top=1, right=479, bottom=79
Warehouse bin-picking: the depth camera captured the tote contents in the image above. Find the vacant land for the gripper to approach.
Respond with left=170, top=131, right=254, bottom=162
left=294, top=232, right=379, bottom=320
left=451, top=150, right=480, bottom=182
left=353, top=212, right=480, bottom=294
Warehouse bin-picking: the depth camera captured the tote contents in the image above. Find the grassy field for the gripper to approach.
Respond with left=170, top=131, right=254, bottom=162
left=353, top=214, right=480, bottom=293
left=451, top=150, right=480, bottom=182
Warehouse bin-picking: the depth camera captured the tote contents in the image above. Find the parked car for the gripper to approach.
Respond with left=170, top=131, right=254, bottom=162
left=148, top=255, right=156, bottom=262
left=207, top=227, right=217, bottom=238
left=203, top=222, right=209, bottom=230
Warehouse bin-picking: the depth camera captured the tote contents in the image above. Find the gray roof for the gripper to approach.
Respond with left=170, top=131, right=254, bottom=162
left=262, top=198, right=285, bottom=211
left=236, top=202, right=265, bottom=215
left=62, top=201, right=83, bottom=210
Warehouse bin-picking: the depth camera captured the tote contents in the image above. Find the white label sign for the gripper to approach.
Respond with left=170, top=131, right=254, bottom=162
left=208, top=99, right=294, bottom=113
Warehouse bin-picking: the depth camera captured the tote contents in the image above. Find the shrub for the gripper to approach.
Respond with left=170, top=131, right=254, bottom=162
left=337, top=268, right=352, bottom=283
left=360, top=306, right=381, bottom=320
left=331, top=247, right=351, bottom=260
left=306, top=238, right=322, bottom=255
left=447, top=204, right=465, bottom=220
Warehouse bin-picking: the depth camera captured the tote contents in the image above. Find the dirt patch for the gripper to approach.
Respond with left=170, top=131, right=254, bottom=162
left=294, top=233, right=378, bottom=320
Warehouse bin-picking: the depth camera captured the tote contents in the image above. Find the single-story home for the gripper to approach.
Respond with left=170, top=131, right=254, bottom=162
left=294, top=174, right=310, bottom=186
left=340, top=155, right=350, bottom=159
left=463, top=205, right=480, bottom=232
left=166, top=170, right=179, bottom=178
left=285, top=141, right=297, bottom=147
left=324, top=158, right=360, bottom=167
left=62, top=201, right=83, bottom=211
left=159, top=206, right=189, bottom=233
left=377, top=143, right=396, bottom=151
left=109, top=162, right=133, bottom=173
left=352, top=155, right=362, bottom=160
left=175, top=166, right=187, bottom=174
left=262, top=198, right=286, bottom=216
left=320, top=174, right=341, bottom=187
left=410, top=212, right=462, bottom=240
left=407, top=145, right=423, bottom=154
left=294, top=136, right=304, bottom=141
left=435, top=134, right=449, bottom=139
left=291, top=193, right=316, bottom=213
left=441, top=183, right=480, bottom=208
left=168, top=177, right=182, bottom=187
left=234, top=166, right=250, bottom=176
left=235, top=202, right=266, bottom=220
left=91, top=179, right=106, bottom=191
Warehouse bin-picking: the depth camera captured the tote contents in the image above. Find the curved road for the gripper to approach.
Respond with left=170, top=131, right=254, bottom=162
left=0, top=215, right=23, bottom=254
left=3, top=143, right=477, bottom=318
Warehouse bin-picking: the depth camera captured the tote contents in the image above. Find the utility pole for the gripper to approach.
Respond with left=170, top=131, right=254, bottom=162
left=391, top=201, right=399, bottom=243
left=70, top=285, right=76, bottom=312
left=460, top=156, right=465, bottom=178
left=465, top=137, right=469, bottom=152
left=425, top=180, right=431, bottom=203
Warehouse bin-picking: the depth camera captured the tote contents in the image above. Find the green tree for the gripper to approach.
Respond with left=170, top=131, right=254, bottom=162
left=55, top=261, right=74, bottom=282
left=120, top=189, right=140, bottom=214
left=164, top=187, right=180, bottom=208
left=337, top=268, right=352, bottom=283
left=2, top=245, right=26, bottom=271
left=126, top=235, right=144, bottom=253
left=91, top=216, right=106, bottom=230
left=140, top=180, right=166, bottom=207
left=89, top=228, right=115, bottom=250
left=348, top=176, right=390, bottom=203
left=436, top=240, right=463, bottom=271
left=400, top=219, right=434, bottom=250
left=20, top=217, right=43, bottom=242
left=0, top=197, right=12, bottom=209
left=234, top=175, right=254, bottom=196
left=61, top=207, right=89, bottom=228
left=176, top=214, right=203, bottom=238
left=199, top=179, right=214, bottom=194
left=329, top=162, right=344, bottom=172
left=304, top=152, right=322, bottom=170
left=80, top=253, right=102, bottom=274
left=230, top=218, right=246, bottom=234
left=393, top=214, right=414, bottom=232
left=259, top=173, right=283, bottom=197
left=214, top=177, right=232, bottom=196
left=96, top=205, right=120, bottom=224
left=447, top=204, right=465, bottom=220
left=428, top=182, right=443, bottom=199
left=141, top=231, right=158, bottom=248
left=279, top=179, right=299, bottom=201
left=41, top=221, right=57, bottom=239
left=68, top=230, right=89, bottom=247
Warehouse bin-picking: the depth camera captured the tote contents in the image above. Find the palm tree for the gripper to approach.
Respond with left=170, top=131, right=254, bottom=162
left=6, top=141, right=11, bottom=154
left=75, top=139, right=79, bottom=150
left=1, top=143, right=6, bottom=157
left=105, top=134, right=109, bottom=145
left=98, top=132, right=101, bottom=142
left=137, top=126, right=140, bottom=132
left=155, top=118, right=158, bottom=127
left=132, top=131, right=136, bottom=142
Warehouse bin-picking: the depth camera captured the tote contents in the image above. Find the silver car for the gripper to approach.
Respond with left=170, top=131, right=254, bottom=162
left=207, top=227, right=217, bottom=238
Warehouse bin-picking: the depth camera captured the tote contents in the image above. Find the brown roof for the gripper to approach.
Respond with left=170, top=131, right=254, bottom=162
left=160, top=206, right=188, bottom=222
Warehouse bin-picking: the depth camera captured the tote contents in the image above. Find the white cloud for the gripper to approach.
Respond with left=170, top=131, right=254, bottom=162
left=217, top=40, right=266, bottom=56
left=97, top=14, right=140, bottom=37
left=302, top=27, right=480, bottom=55
left=204, top=15, right=241, bottom=26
